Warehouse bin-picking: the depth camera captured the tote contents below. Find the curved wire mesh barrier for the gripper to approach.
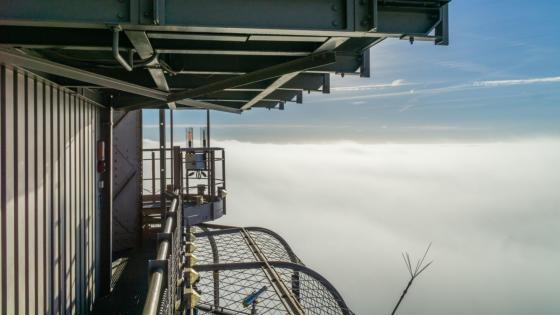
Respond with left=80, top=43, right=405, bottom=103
left=193, top=224, right=353, bottom=315
left=274, top=266, right=348, bottom=315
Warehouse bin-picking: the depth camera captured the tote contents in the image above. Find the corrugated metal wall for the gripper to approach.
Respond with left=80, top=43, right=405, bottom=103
left=0, top=65, right=99, bottom=314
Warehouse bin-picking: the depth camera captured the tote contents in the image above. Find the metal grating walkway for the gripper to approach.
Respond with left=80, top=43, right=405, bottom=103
left=194, top=224, right=353, bottom=315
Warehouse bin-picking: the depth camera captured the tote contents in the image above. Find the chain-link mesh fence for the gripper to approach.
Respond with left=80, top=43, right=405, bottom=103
left=193, top=225, right=353, bottom=315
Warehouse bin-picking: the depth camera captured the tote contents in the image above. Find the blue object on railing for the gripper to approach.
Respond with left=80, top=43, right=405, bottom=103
left=242, top=286, right=268, bottom=308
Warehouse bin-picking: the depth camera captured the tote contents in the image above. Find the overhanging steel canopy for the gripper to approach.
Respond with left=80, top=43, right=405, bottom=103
left=0, top=0, right=450, bottom=112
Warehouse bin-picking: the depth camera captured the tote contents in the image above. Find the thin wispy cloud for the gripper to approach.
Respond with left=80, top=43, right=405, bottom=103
left=473, top=76, right=560, bottom=87
left=331, top=79, right=407, bottom=91
left=318, top=85, right=455, bottom=103
left=318, top=75, right=560, bottom=104
left=438, top=61, right=490, bottom=74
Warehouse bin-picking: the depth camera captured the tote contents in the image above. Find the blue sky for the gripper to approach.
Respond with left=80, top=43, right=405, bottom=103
left=144, top=0, right=560, bottom=143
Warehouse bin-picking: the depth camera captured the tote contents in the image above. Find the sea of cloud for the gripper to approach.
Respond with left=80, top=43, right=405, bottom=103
left=144, top=138, right=560, bottom=315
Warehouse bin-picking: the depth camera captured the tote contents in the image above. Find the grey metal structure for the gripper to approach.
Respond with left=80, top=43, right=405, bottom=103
left=143, top=189, right=182, bottom=315
left=194, top=224, right=353, bottom=315
left=0, top=0, right=449, bottom=112
left=113, top=110, right=143, bottom=252
left=0, top=65, right=99, bottom=314
left=0, top=1, right=451, bottom=314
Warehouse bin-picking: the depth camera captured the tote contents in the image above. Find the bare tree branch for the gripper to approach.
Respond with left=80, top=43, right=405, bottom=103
left=390, top=243, right=434, bottom=315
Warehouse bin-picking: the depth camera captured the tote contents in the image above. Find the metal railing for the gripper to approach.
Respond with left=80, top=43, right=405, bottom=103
left=180, top=147, right=226, bottom=205
left=142, top=189, right=182, bottom=315
left=141, top=146, right=227, bottom=314
left=141, top=147, right=226, bottom=205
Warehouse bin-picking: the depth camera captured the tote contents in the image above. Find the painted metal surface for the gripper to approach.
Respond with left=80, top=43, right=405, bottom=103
left=0, top=65, right=99, bottom=314
left=142, top=190, right=182, bottom=315
left=0, top=1, right=450, bottom=113
left=0, top=0, right=448, bottom=38
left=112, top=110, right=142, bottom=253
left=193, top=223, right=353, bottom=315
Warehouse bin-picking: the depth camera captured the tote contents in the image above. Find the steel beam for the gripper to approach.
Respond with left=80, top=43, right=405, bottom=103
left=376, top=0, right=447, bottom=36
left=241, top=73, right=298, bottom=110
left=0, top=48, right=168, bottom=100
left=209, top=100, right=281, bottom=109
left=241, top=37, right=346, bottom=110
left=248, top=35, right=328, bottom=43
left=134, top=53, right=361, bottom=76
left=147, top=33, right=247, bottom=42
left=166, top=50, right=336, bottom=104
left=125, top=30, right=176, bottom=109
left=0, top=0, right=449, bottom=43
left=51, top=73, right=325, bottom=96
left=30, top=52, right=361, bottom=82
left=175, top=99, right=241, bottom=114
left=156, top=49, right=310, bottom=57
left=204, top=89, right=300, bottom=102
left=0, top=49, right=240, bottom=112
left=110, top=93, right=242, bottom=113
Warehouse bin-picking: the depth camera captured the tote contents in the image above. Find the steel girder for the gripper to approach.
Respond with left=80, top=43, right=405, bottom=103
left=0, top=0, right=448, bottom=40
left=167, top=51, right=336, bottom=103
left=0, top=0, right=450, bottom=112
left=0, top=48, right=243, bottom=113
left=115, top=50, right=337, bottom=110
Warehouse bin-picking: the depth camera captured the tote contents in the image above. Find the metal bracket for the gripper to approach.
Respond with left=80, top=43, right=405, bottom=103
left=164, top=190, right=178, bottom=199
left=360, top=49, right=370, bottom=78
left=435, top=3, right=449, bottom=46
left=148, top=259, right=168, bottom=278
left=112, top=26, right=133, bottom=71
left=157, top=232, right=173, bottom=243
left=153, top=0, right=165, bottom=25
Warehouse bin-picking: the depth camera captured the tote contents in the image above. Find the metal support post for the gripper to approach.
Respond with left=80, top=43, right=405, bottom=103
left=151, top=151, right=156, bottom=204
left=170, top=110, right=174, bottom=184
left=206, top=109, right=210, bottom=148
left=173, top=146, right=182, bottom=192
left=99, top=107, right=113, bottom=296
left=159, top=109, right=166, bottom=224
left=222, top=149, right=226, bottom=215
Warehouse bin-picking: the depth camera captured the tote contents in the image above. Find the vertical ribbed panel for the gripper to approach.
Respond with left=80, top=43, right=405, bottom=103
left=0, top=66, right=99, bottom=315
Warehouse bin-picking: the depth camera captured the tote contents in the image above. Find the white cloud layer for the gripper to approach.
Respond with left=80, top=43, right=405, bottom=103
left=199, top=139, right=560, bottom=315
left=143, top=138, right=560, bottom=314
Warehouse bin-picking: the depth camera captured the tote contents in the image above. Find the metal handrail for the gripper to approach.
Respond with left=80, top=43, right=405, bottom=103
left=143, top=189, right=180, bottom=315
left=141, top=147, right=225, bottom=202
